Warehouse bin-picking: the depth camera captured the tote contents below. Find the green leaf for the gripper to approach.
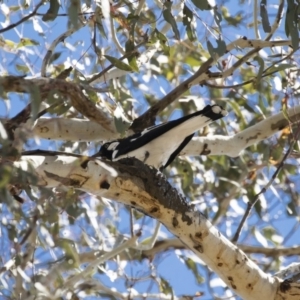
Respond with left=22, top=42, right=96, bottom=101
left=175, top=159, right=193, bottom=190
left=159, top=276, right=173, bottom=295
left=113, top=104, right=131, bottom=136
left=67, top=0, right=80, bottom=29
left=265, top=63, right=294, bottom=74
left=150, top=29, right=170, bottom=55
left=15, top=64, right=30, bottom=74
left=213, top=8, right=223, bottom=32
left=29, top=85, right=41, bottom=121
left=162, top=2, right=180, bottom=40
left=104, top=55, right=133, bottom=71
left=56, top=238, right=80, bottom=268
left=207, top=38, right=226, bottom=59
left=95, top=6, right=108, bottom=39
left=10, top=6, right=21, bottom=12
left=49, top=52, right=62, bottom=64
left=260, top=0, right=271, bottom=33
left=285, top=0, right=299, bottom=50
left=183, top=4, right=196, bottom=41
left=17, top=38, right=39, bottom=48
left=183, top=257, right=204, bottom=284
left=253, top=56, right=264, bottom=86
left=125, top=39, right=139, bottom=72
left=191, top=0, right=212, bottom=10
left=42, top=0, right=60, bottom=22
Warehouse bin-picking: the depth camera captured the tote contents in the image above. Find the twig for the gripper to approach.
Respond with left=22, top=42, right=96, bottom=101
left=86, top=38, right=148, bottom=84
left=0, top=76, right=117, bottom=133
left=0, top=1, right=45, bottom=34
left=130, top=38, right=291, bottom=132
left=109, top=15, right=125, bottom=55
left=254, top=0, right=261, bottom=39
left=41, top=23, right=87, bottom=77
left=232, top=121, right=300, bottom=243
left=203, top=50, right=295, bottom=89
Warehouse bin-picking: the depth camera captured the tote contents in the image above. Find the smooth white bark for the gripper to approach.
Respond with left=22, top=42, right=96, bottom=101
left=13, top=156, right=300, bottom=300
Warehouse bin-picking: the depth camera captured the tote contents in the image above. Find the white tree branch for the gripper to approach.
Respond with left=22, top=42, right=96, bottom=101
left=0, top=76, right=118, bottom=133
left=181, top=105, right=300, bottom=157
left=12, top=156, right=300, bottom=300
left=31, top=117, right=119, bottom=141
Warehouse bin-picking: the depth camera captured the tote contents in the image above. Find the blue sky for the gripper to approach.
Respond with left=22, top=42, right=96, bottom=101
left=1, top=0, right=300, bottom=299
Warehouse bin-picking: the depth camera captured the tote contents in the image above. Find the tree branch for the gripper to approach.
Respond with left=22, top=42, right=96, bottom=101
left=0, top=1, right=45, bottom=34
left=0, top=76, right=117, bottom=133
left=181, top=105, right=300, bottom=157
left=130, top=37, right=294, bottom=132
left=12, top=155, right=300, bottom=300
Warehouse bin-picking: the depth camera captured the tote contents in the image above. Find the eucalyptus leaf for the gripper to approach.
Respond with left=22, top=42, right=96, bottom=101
left=260, top=0, right=271, bottom=33
left=104, top=55, right=133, bottom=71
left=253, top=56, right=264, bottom=86
left=191, top=0, right=212, bottom=10
left=17, top=38, right=39, bottom=48
left=42, top=0, right=60, bottom=22
left=183, top=4, right=196, bottom=41
left=162, top=2, right=180, bottom=40
left=125, top=39, right=139, bottom=72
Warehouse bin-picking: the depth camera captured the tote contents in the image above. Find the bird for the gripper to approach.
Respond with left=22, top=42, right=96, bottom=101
left=95, top=104, right=227, bottom=170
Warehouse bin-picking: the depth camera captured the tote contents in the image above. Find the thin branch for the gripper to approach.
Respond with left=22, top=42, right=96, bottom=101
left=41, top=22, right=87, bottom=77
left=0, top=1, right=45, bottom=34
left=86, top=37, right=148, bottom=84
left=254, top=0, right=261, bottom=39
left=203, top=49, right=295, bottom=89
left=232, top=122, right=300, bottom=243
left=1, top=76, right=117, bottom=133
left=130, top=38, right=294, bottom=132
left=109, top=15, right=125, bottom=55
left=61, top=237, right=138, bottom=290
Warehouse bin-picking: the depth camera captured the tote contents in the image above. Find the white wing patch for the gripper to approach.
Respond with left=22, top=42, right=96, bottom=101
left=107, top=142, right=119, bottom=150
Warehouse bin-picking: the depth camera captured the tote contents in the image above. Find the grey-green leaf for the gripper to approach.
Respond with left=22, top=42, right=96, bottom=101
left=162, top=2, right=180, bottom=40
left=183, top=4, right=196, bottom=41
left=260, top=1, right=271, bottom=33
left=191, top=0, right=212, bottom=10
left=104, top=55, right=133, bottom=71
left=42, top=0, right=60, bottom=22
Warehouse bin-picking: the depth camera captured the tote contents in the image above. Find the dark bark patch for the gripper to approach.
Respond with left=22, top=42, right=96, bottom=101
left=195, top=232, right=202, bottom=240
left=193, top=245, right=203, bottom=253
left=100, top=180, right=110, bottom=189
left=150, top=207, right=159, bottom=214
left=110, top=158, right=194, bottom=225
left=200, top=143, right=211, bottom=155
left=280, top=280, right=292, bottom=293
left=44, top=170, right=86, bottom=187
left=172, top=217, right=179, bottom=227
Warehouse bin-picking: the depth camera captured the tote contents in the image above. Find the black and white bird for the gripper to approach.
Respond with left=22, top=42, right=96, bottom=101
left=96, top=105, right=227, bottom=170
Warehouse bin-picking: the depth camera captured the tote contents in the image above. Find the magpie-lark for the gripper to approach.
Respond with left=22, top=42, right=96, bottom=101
left=95, top=104, right=227, bottom=170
